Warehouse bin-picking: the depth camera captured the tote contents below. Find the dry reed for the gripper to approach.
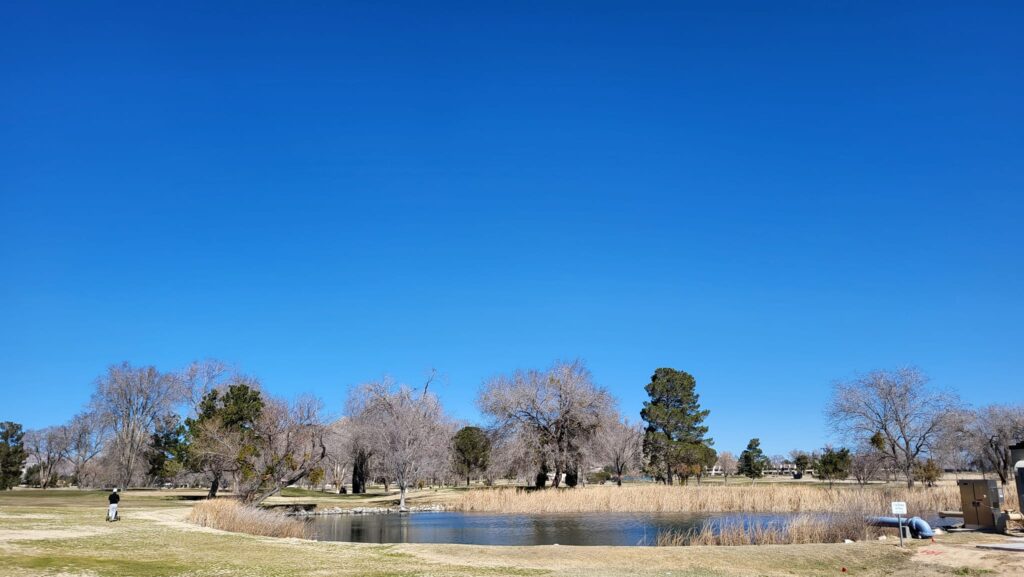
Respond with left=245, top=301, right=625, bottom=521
left=188, top=498, right=311, bottom=539
left=453, top=484, right=961, bottom=515
left=655, top=514, right=882, bottom=546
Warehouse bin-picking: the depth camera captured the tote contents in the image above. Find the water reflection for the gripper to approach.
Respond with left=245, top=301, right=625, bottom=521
left=310, top=512, right=796, bottom=546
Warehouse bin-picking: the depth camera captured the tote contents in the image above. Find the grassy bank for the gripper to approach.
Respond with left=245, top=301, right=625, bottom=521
left=452, top=484, right=964, bottom=514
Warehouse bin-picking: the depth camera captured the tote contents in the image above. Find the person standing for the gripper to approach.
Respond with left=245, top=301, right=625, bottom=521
left=107, top=488, right=120, bottom=521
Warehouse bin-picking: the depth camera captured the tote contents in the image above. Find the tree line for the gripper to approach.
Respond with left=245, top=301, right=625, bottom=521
left=1, top=362, right=1020, bottom=501
left=714, top=367, right=1023, bottom=489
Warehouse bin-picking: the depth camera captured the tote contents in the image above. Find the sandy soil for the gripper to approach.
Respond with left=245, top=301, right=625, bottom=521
left=912, top=539, right=1024, bottom=576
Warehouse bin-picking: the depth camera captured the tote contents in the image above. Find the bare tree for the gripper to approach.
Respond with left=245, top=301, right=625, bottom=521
left=179, top=359, right=233, bottom=410
left=323, top=418, right=353, bottom=493
left=596, top=417, right=643, bottom=486
left=60, top=412, right=108, bottom=488
left=478, top=360, right=613, bottom=488
left=484, top=426, right=540, bottom=485
left=341, top=388, right=382, bottom=494
left=235, top=395, right=328, bottom=503
left=351, top=376, right=453, bottom=510
left=24, top=427, right=67, bottom=488
left=827, top=367, right=960, bottom=487
left=931, top=408, right=976, bottom=480
left=965, top=404, right=1024, bottom=485
left=716, top=451, right=737, bottom=483
left=91, top=362, right=184, bottom=488
left=849, top=445, right=885, bottom=484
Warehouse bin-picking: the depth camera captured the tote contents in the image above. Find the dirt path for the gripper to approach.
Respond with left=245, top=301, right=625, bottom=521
left=912, top=539, right=1024, bottom=576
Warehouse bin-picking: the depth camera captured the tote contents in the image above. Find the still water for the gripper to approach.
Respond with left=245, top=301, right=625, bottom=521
left=310, top=511, right=795, bottom=546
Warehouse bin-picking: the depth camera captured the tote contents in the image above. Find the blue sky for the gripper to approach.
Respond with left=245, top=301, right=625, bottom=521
left=1, top=2, right=1021, bottom=456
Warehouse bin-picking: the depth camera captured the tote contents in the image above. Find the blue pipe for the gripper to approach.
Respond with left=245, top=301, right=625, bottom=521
left=865, top=516, right=935, bottom=538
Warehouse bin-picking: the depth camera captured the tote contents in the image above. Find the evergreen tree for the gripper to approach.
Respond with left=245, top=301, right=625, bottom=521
left=452, top=426, right=490, bottom=487
left=640, top=368, right=712, bottom=485
left=793, top=453, right=811, bottom=475
left=181, top=382, right=264, bottom=497
left=22, top=464, right=43, bottom=487
left=146, top=414, right=186, bottom=485
left=0, top=422, right=27, bottom=490
left=737, top=438, right=768, bottom=482
left=815, top=446, right=851, bottom=488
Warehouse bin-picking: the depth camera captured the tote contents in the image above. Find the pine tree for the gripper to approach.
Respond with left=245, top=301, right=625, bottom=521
left=640, top=368, right=712, bottom=485
left=816, top=446, right=851, bottom=488
left=0, top=422, right=28, bottom=490
left=452, top=426, right=491, bottom=487
left=737, top=438, right=768, bottom=482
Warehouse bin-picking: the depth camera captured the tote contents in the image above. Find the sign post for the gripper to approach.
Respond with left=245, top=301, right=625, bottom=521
left=891, top=501, right=907, bottom=548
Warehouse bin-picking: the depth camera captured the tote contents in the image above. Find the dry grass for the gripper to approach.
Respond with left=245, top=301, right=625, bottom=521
left=187, top=498, right=310, bottom=539
left=453, top=483, right=962, bottom=514
left=655, top=514, right=882, bottom=546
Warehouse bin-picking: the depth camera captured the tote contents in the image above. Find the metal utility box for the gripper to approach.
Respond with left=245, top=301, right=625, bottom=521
left=1011, top=441, right=1024, bottom=513
left=958, top=479, right=1002, bottom=528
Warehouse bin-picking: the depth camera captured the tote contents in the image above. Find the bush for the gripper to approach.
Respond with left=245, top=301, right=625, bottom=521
left=914, top=459, right=942, bottom=487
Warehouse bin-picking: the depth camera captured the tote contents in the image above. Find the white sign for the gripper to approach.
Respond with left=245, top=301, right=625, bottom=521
left=891, top=501, right=907, bottom=515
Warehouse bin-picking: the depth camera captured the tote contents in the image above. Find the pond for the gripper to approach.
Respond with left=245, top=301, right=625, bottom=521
left=310, top=511, right=798, bottom=546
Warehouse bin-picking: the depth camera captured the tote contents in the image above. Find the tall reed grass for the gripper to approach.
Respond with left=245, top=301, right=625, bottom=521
left=655, top=514, right=881, bottom=546
left=188, top=498, right=311, bottom=539
left=453, top=484, right=961, bottom=515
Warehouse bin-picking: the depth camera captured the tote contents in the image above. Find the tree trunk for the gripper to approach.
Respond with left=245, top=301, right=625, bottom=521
left=399, top=486, right=407, bottom=511
left=535, top=467, right=548, bottom=488
left=565, top=468, right=578, bottom=488
left=351, top=453, right=368, bottom=494
left=207, top=476, right=220, bottom=499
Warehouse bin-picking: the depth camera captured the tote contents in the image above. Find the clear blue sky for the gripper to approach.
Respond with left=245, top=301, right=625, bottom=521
left=2, top=2, right=1021, bottom=457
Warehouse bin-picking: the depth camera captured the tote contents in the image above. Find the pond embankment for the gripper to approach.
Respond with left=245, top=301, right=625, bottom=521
left=292, top=504, right=446, bottom=516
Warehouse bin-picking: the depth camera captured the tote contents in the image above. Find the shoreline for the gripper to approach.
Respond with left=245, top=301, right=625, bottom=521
left=290, top=504, right=447, bottom=516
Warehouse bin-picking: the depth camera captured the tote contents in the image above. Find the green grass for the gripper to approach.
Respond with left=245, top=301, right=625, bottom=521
left=950, top=568, right=996, bottom=576
left=0, top=487, right=206, bottom=508
left=2, top=553, right=193, bottom=577
left=279, top=486, right=386, bottom=499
